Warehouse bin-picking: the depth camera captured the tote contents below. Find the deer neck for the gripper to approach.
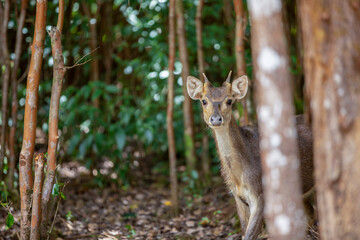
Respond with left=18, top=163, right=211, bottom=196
left=212, top=116, right=246, bottom=162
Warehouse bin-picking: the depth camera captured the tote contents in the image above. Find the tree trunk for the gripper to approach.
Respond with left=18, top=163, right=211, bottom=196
left=30, top=154, right=45, bottom=240
left=223, top=0, right=235, bottom=43
left=82, top=2, right=100, bottom=109
left=102, top=1, right=113, bottom=84
left=175, top=0, right=196, bottom=175
left=19, top=0, right=47, bottom=239
left=41, top=6, right=66, bottom=237
left=233, top=0, right=249, bottom=125
left=167, top=0, right=179, bottom=217
left=0, top=0, right=11, bottom=180
left=248, top=0, right=306, bottom=239
left=299, top=0, right=360, bottom=238
left=8, top=0, right=28, bottom=189
left=195, top=0, right=210, bottom=185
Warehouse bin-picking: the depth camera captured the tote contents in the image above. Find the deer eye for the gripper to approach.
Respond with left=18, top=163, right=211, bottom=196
left=202, top=100, right=207, bottom=105
left=226, top=99, right=232, bottom=105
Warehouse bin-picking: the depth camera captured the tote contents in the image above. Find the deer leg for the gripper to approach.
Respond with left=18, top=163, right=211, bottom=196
left=303, top=187, right=316, bottom=227
left=243, top=193, right=264, bottom=240
left=234, top=195, right=250, bottom=235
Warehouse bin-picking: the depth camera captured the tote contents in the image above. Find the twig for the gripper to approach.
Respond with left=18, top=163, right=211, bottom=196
left=17, top=61, right=30, bottom=83
left=65, top=46, right=100, bottom=70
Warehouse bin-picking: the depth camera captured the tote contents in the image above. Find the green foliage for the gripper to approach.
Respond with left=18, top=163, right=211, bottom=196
left=5, top=213, right=14, bottom=230
left=2, top=0, right=306, bottom=191
left=0, top=181, right=8, bottom=202
left=125, top=224, right=136, bottom=238
left=66, top=211, right=75, bottom=221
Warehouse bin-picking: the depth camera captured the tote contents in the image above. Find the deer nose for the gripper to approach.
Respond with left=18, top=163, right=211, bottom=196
left=210, top=114, right=223, bottom=126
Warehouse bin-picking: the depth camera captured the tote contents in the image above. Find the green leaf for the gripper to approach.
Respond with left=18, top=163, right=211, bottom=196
left=115, top=130, right=126, bottom=151
left=52, top=183, right=60, bottom=196
left=60, top=192, right=66, bottom=200
left=105, top=85, right=119, bottom=93
left=191, top=170, right=199, bottom=180
left=6, top=213, right=14, bottom=229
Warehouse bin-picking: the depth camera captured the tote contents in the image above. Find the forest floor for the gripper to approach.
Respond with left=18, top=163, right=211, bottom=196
left=0, top=162, right=248, bottom=240
left=0, top=161, right=318, bottom=240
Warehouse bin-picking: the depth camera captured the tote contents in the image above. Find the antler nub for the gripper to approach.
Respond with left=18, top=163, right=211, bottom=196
left=226, top=71, right=232, bottom=83
left=202, top=73, right=210, bottom=83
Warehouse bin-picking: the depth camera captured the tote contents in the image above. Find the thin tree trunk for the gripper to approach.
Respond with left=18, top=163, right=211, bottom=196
left=30, top=154, right=45, bottom=240
left=41, top=5, right=66, bottom=238
left=299, top=0, right=360, bottom=238
left=82, top=2, right=100, bottom=84
left=195, top=0, right=210, bottom=185
left=175, top=0, right=196, bottom=175
left=223, top=0, right=235, bottom=42
left=0, top=0, right=11, bottom=180
left=102, top=1, right=113, bottom=84
left=8, top=0, right=28, bottom=189
left=248, top=0, right=306, bottom=239
left=233, top=0, right=249, bottom=125
left=19, top=0, right=47, bottom=238
left=167, top=0, right=178, bottom=217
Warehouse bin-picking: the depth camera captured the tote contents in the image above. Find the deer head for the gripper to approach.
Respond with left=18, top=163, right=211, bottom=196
left=187, top=71, right=248, bottom=128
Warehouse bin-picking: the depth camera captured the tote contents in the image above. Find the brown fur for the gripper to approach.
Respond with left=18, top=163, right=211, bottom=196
left=187, top=75, right=315, bottom=240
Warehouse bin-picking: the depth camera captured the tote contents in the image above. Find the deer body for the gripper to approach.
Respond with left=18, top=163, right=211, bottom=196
left=187, top=73, right=314, bottom=240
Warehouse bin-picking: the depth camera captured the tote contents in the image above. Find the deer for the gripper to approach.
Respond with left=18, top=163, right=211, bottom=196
left=186, top=72, right=315, bottom=240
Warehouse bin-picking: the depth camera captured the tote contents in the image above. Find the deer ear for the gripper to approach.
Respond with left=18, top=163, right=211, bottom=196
left=231, top=75, right=248, bottom=100
left=187, top=76, right=204, bottom=100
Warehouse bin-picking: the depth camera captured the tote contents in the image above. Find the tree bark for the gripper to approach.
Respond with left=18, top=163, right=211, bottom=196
left=41, top=7, right=66, bottom=237
left=299, top=0, right=360, bottom=238
left=175, top=0, right=196, bottom=175
left=248, top=0, right=306, bottom=239
left=30, top=154, right=45, bottom=240
left=195, top=0, right=210, bottom=185
left=19, top=0, right=47, bottom=239
left=8, top=0, right=28, bottom=189
left=233, top=0, right=249, bottom=125
left=223, top=0, right=235, bottom=42
left=102, top=1, right=113, bottom=84
left=167, top=0, right=179, bottom=217
left=82, top=2, right=100, bottom=83
left=0, top=0, right=11, bottom=180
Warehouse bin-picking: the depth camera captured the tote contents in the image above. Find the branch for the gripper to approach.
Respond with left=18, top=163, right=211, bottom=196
left=65, top=46, right=99, bottom=70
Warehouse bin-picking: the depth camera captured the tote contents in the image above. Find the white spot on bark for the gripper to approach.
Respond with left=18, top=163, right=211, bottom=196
left=248, top=0, right=282, bottom=18
left=25, top=140, right=32, bottom=149
left=257, top=47, right=284, bottom=73
left=274, top=214, right=291, bottom=235
left=27, top=90, right=36, bottom=108
left=266, top=149, right=287, bottom=167
left=22, top=150, right=31, bottom=158
left=258, top=106, right=271, bottom=121
left=258, top=73, right=271, bottom=87
left=285, top=127, right=295, bottom=138
left=334, top=74, right=341, bottom=84
left=51, top=141, right=56, bottom=149
left=323, top=98, right=331, bottom=109
left=270, top=133, right=281, bottom=147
